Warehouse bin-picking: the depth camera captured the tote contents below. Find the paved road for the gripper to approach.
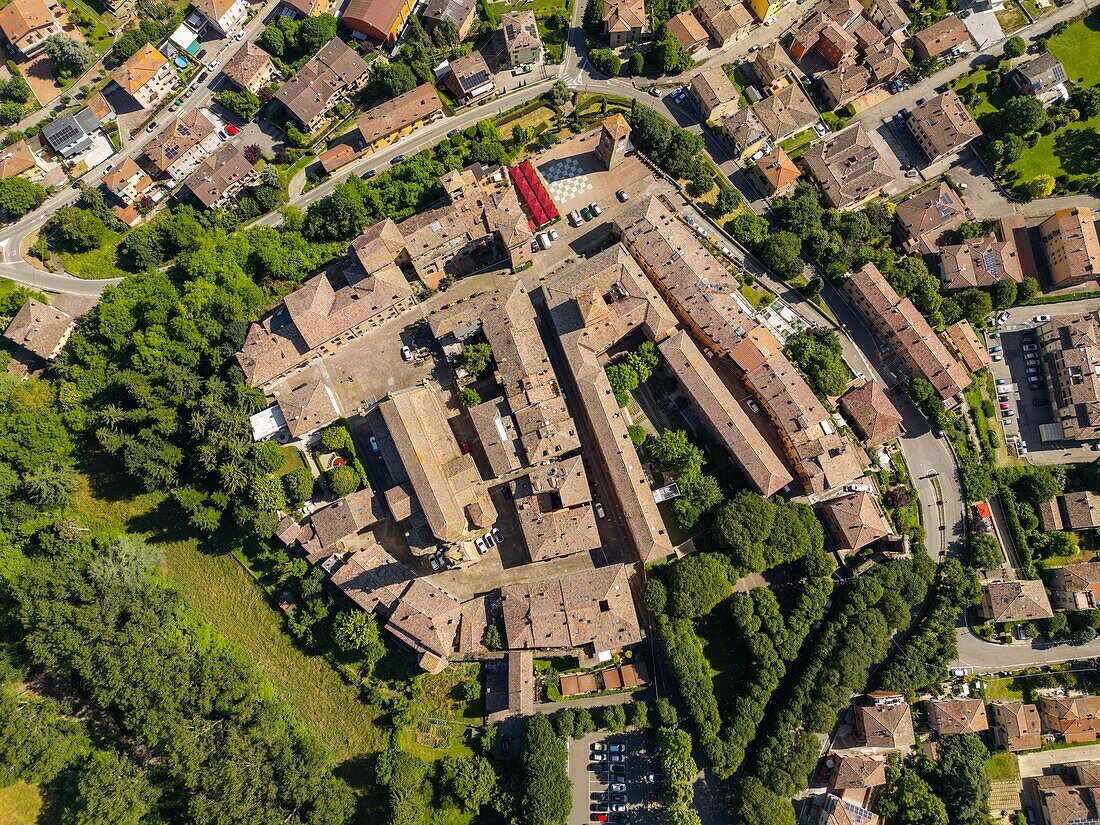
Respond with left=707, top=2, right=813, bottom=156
left=954, top=630, right=1100, bottom=672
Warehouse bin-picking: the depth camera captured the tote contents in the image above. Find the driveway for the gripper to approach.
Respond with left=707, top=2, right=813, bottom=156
left=1017, top=744, right=1100, bottom=777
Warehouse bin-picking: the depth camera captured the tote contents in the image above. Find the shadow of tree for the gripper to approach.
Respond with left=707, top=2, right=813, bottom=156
left=1054, top=126, right=1100, bottom=177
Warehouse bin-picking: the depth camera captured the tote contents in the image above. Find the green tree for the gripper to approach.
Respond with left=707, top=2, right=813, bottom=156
left=784, top=328, right=849, bottom=397
left=628, top=424, right=647, bottom=445
left=574, top=707, right=596, bottom=737
left=956, top=288, right=994, bottom=326
left=0, top=176, right=46, bottom=218
left=44, top=35, right=96, bottom=76
left=630, top=50, right=646, bottom=74
left=714, top=186, right=743, bottom=217
left=990, top=278, right=1017, bottom=310
left=213, top=88, right=261, bottom=121
left=47, top=206, right=107, bottom=252
left=461, top=341, right=493, bottom=375
left=731, top=777, right=796, bottom=825
left=548, top=80, right=569, bottom=106
left=1071, top=85, right=1100, bottom=119
left=296, top=13, right=337, bottom=54
left=441, top=755, right=496, bottom=812
left=650, top=25, right=694, bottom=74
left=631, top=700, right=649, bottom=729
left=643, top=578, right=667, bottom=614
left=554, top=708, right=575, bottom=738
left=321, top=424, right=354, bottom=452
left=1019, top=174, right=1056, bottom=199
left=67, top=750, right=158, bottom=825
left=654, top=698, right=678, bottom=728
left=589, top=48, right=621, bottom=76
left=1003, top=36, right=1025, bottom=57
left=760, top=230, right=804, bottom=280
left=374, top=60, right=418, bottom=98
left=331, top=609, right=385, bottom=660
left=282, top=466, right=314, bottom=504
left=327, top=464, right=360, bottom=497
left=729, top=211, right=770, bottom=249
left=603, top=703, right=627, bottom=731
left=876, top=764, right=948, bottom=825
left=933, top=733, right=991, bottom=825
left=459, top=387, right=483, bottom=407
left=1016, top=276, right=1039, bottom=303
left=668, top=552, right=733, bottom=619
left=521, top=714, right=571, bottom=825
left=969, top=533, right=1002, bottom=569
left=656, top=726, right=696, bottom=806
left=1000, top=95, right=1047, bottom=137
left=0, top=688, right=90, bottom=786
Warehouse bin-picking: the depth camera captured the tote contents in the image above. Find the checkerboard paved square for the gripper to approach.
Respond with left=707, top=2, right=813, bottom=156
left=541, top=157, right=593, bottom=203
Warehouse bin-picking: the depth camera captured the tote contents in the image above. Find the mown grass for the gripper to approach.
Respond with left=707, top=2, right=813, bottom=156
left=0, top=781, right=44, bottom=825
left=985, top=750, right=1019, bottom=782
left=1048, top=10, right=1100, bottom=86
left=70, top=473, right=387, bottom=764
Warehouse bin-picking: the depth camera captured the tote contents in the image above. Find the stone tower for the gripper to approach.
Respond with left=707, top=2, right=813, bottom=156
left=594, top=113, right=631, bottom=171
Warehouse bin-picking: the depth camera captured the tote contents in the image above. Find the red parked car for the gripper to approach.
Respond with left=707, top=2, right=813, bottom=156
left=225, top=124, right=238, bottom=136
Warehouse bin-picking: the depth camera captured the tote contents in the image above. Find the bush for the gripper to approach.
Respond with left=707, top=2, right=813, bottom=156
left=643, top=578, right=667, bottom=614
left=326, top=464, right=360, bottom=497
left=282, top=466, right=315, bottom=503
left=459, top=387, right=482, bottom=407
left=320, top=423, right=353, bottom=453
left=627, top=424, right=647, bottom=446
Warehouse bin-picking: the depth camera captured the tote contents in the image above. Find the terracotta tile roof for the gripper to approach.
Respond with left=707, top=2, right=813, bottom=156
left=802, top=124, right=893, bottom=209
left=1051, top=562, right=1100, bottom=610
left=602, top=0, right=645, bottom=32
left=3, top=298, right=74, bottom=360
left=906, top=91, right=982, bottom=161
left=1011, top=52, right=1066, bottom=95
left=301, top=488, right=381, bottom=550
left=839, top=380, right=903, bottom=445
left=1039, top=695, right=1100, bottom=741
left=668, top=10, right=708, bottom=49
left=354, top=82, right=443, bottom=145
left=1038, top=497, right=1064, bottom=532
left=113, top=43, right=170, bottom=95
left=193, top=0, right=241, bottom=25
left=1040, top=208, right=1100, bottom=285
left=823, top=488, right=891, bottom=551
left=223, top=41, right=275, bottom=90
left=753, top=41, right=796, bottom=84
left=501, top=564, right=643, bottom=653
left=820, top=795, right=879, bottom=825
left=659, top=329, right=792, bottom=496
left=1063, top=491, right=1100, bottom=530
left=275, top=376, right=340, bottom=438
left=560, top=672, right=599, bottom=695
left=445, top=50, right=493, bottom=95
left=689, top=66, right=739, bottom=119
left=144, top=110, right=217, bottom=175
left=945, top=320, right=991, bottom=373
left=926, top=698, right=989, bottom=735
left=981, top=579, right=1054, bottom=623
left=274, top=39, right=369, bottom=126
left=506, top=650, right=534, bottom=715
left=990, top=701, right=1042, bottom=751
left=512, top=456, right=600, bottom=562
left=501, top=9, right=542, bottom=53
left=275, top=514, right=304, bottom=546
left=720, top=105, right=769, bottom=152
left=820, top=64, right=874, bottom=108
left=0, top=138, right=36, bottom=179
left=601, top=662, right=648, bottom=689
left=1041, top=311, right=1100, bottom=440
left=86, top=91, right=113, bottom=122
left=181, top=143, right=257, bottom=209
left=754, top=147, right=799, bottom=195
left=0, top=0, right=56, bottom=49
left=831, top=755, right=887, bottom=790
left=751, top=81, right=818, bottom=142
left=913, top=14, right=969, bottom=59
left=893, top=181, right=970, bottom=255
left=696, top=0, right=752, bottom=44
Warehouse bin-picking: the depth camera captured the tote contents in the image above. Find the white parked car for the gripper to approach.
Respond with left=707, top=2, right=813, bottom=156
left=764, top=15, right=776, bottom=24
left=548, top=228, right=559, bottom=241
left=401, top=345, right=412, bottom=361
left=474, top=536, right=487, bottom=554
left=207, top=60, right=220, bottom=72
left=595, top=502, right=605, bottom=518
left=1034, top=315, right=1051, bottom=323
left=369, top=435, right=379, bottom=452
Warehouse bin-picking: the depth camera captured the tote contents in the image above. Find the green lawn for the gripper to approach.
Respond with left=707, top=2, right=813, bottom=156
left=1008, top=112, right=1100, bottom=183
left=985, top=750, right=1019, bottom=782
left=952, top=65, right=1010, bottom=117
left=1020, top=0, right=1054, bottom=19
left=0, top=782, right=44, bottom=825
left=276, top=444, right=308, bottom=477
left=1047, top=10, right=1100, bottom=86
left=779, top=128, right=815, bottom=160
left=739, top=281, right=772, bottom=310
left=71, top=475, right=387, bottom=765
left=488, top=0, right=568, bottom=15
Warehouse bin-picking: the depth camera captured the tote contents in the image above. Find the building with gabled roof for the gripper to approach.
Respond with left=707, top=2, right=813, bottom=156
left=754, top=42, right=797, bottom=88
left=754, top=147, right=800, bottom=197
left=112, top=43, right=179, bottom=109
left=274, top=38, right=371, bottom=130
left=0, top=138, right=39, bottom=180
left=1039, top=207, right=1100, bottom=288
left=500, top=564, right=643, bottom=654
left=944, top=320, right=991, bottom=374
left=1051, top=562, right=1100, bottom=611
left=1039, top=312, right=1100, bottom=440
left=273, top=376, right=340, bottom=440
left=720, top=105, right=770, bottom=162
left=830, top=754, right=887, bottom=790
left=752, top=81, right=818, bottom=143
left=819, top=64, right=875, bottom=110
left=839, top=380, right=903, bottom=445
left=144, top=109, right=220, bottom=181
left=980, top=578, right=1054, bottom=624
left=991, top=701, right=1042, bottom=752
left=422, top=0, right=477, bottom=40
left=823, top=488, right=891, bottom=552
left=500, top=10, right=543, bottom=66
left=511, top=457, right=600, bottom=562
left=893, top=181, right=970, bottom=256
left=1008, top=52, right=1069, bottom=105
left=914, top=14, right=969, bottom=60
left=802, top=125, right=893, bottom=210
left=343, top=0, right=414, bottom=42
left=181, top=143, right=259, bottom=210
left=3, top=297, right=75, bottom=367
left=905, top=91, right=982, bottom=163
left=939, top=234, right=1023, bottom=292
left=353, top=82, right=444, bottom=150
left=442, top=50, right=496, bottom=101
left=668, top=10, right=709, bottom=52
left=223, top=40, right=278, bottom=95
left=297, top=487, right=382, bottom=561
left=602, top=0, right=646, bottom=46
left=853, top=692, right=916, bottom=752
left=0, top=0, right=61, bottom=57
left=659, top=329, right=793, bottom=496
left=818, top=794, right=879, bottom=825
left=695, top=0, right=752, bottom=46
left=191, top=0, right=248, bottom=34
left=1040, top=695, right=1100, bottom=743
left=861, top=0, right=908, bottom=36
left=843, top=263, right=969, bottom=409
left=926, top=698, right=989, bottom=735
left=689, top=66, right=740, bottom=122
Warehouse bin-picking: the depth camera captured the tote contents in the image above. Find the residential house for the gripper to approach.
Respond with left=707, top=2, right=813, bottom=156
left=1039, top=498, right=1065, bottom=532
left=271, top=376, right=340, bottom=443
left=753, top=147, right=800, bottom=198
left=3, top=297, right=75, bottom=367
left=343, top=0, right=415, bottom=41
left=913, top=14, right=969, bottom=61
left=720, top=106, right=770, bottom=163
left=352, top=83, right=444, bottom=151
left=905, top=91, right=982, bottom=162
left=191, top=0, right=248, bottom=35
left=853, top=692, right=916, bottom=752
left=41, top=108, right=102, bottom=160
left=748, top=0, right=780, bottom=23
left=375, top=383, right=497, bottom=550
left=843, top=263, right=970, bottom=408
left=180, top=143, right=259, bottom=209
left=1032, top=761, right=1100, bottom=825
left=861, top=0, right=908, bottom=36
left=103, top=157, right=153, bottom=206
left=602, top=0, right=646, bottom=46
left=1039, top=207, right=1100, bottom=288
left=500, top=564, right=643, bottom=655
left=668, top=10, right=709, bottom=53
left=893, top=181, right=971, bottom=255
left=944, top=320, right=991, bottom=373
left=820, top=65, right=876, bottom=110
left=422, top=0, right=477, bottom=40
left=802, top=125, right=893, bottom=210
left=278, top=0, right=329, bottom=17
left=659, top=329, right=793, bottom=496
left=0, top=0, right=61, bottom=58
left=695, top=0, right=752, bottom=47
left=113, top=44, right=179, bottom=110
left=830, top=755, right=887, bottom=791
left=752, top=81, right=819, bottom=143
left=1039, top=313, right=1100, bottom=441
left=754, top=42, right=798, bottom=89
left=689, top=66, right=740, bottom=122
left=1040, top=695, right=1100, bottom=743
left=939, top=232, right=1023, bottom=292
left=236, top=244, right=417, bottom=389
left=143, top=109, right=220, bottom=181
left=980, top=579, right=1054, bottom=624
left=1008, top=52, right=1069, bottom=105
left=545, top=244, right=677, bottom=565
left=817, top=795, right=879, bottom=825
left=500, top=10, right=543, bottom=66
left=1062, top=491, right=1100, bottom=531
left=295, top=487, right=382, bottom=561
left=275, top=38, right=371, bottom=131
left=823, top=489, right=891, bottom=553
left=511, top=457, right=600, bottom=562
left=990, top=701, right=1042, bottom=751
left=442, top=50, right=495, bottom=101
left=839, top=380, right=903, bottom=445
left=85, top=91, right=114, bottom=124
left=1051, top=562, right=1100, bottom=611
left=223, top=41, right=278, bottom=94
left=926, top=698, right=989, bottom=735
left=0, top=138, right=40, bottom=180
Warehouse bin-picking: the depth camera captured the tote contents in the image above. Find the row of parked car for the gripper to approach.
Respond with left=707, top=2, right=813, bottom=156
left=590, top=741, right=629, bottom=821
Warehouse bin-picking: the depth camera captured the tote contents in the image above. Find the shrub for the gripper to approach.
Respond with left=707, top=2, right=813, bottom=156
left=326, top=464, right=360, bottom=497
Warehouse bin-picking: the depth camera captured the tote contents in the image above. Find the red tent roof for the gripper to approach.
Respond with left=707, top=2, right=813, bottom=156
left=509, top=161, right=558, bottom=227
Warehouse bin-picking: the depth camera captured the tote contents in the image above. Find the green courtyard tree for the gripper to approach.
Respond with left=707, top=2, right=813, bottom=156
left=326, top=464, right=360, bottom=497
left=784, top=328, right=849, bottom=397
left=668, top=552, right=733, bottom=619
left=521, top=714, right=570, bottom=825
left=459, top=387, right=483, bottom=407
left=461, top=341, right=493, bottom=375
left=282, top=466, right=315, bottom=503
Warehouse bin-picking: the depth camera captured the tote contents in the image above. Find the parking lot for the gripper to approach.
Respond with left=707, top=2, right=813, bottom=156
left=568, top=729, right=662, bottom=825
left=987, top=304, right=1100, bottom=464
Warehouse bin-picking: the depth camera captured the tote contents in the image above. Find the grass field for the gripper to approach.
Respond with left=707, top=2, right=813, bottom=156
left=397, top=663, right=483, bottom=761
left=0, top=782, right=44, bottom=825
left=952, top=65, right=1010, bottom=117
left=496, top=105, right=556, bottom=141
left=995, top=1, right=1028, bottom=35
left=276, top=444, right=308, bottom=476
left=70, top=474, right=387, bottom=764
left=779, top=128, right=816, bottom=160
left=58, top=231, right=127, bottom=281
left=1048, top=11, right=1100, bottom=86
left=985, top=750, right=1020, bottom=782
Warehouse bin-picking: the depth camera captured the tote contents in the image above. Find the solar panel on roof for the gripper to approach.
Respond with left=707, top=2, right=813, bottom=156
left=983, top=249, right=1000, bottom=275
left=463, top=70, right=490, bottom=88
left=49, top=123, right=80, bottom=144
